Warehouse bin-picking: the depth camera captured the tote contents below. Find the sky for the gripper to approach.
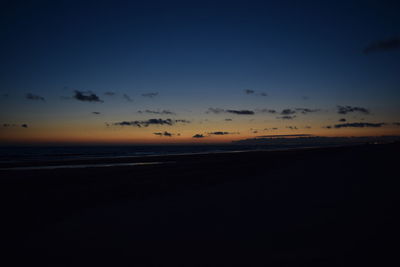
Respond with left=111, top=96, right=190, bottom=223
left=1, top=0, right=400, bottom=144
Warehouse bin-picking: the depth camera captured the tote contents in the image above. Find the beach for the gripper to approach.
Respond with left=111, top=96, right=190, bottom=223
left=1, top=143, right=399, bottom=266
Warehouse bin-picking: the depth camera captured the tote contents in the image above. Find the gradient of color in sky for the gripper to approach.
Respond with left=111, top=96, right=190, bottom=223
left=1, top=0, right=400, bottom=144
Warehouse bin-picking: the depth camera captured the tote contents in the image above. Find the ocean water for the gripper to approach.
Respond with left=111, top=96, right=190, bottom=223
left=0, top=145, right=268, bottom=164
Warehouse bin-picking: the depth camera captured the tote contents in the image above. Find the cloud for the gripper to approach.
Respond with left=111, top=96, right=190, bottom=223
left=207, top=108, right=225, bottom=114
left=295, top=108, right=320, bottom=114
left=363, top=38, right=400, bottom=54
left=337, top=105, right=370, bottom=115
left=339, top=118, right=346, bottom=122
left=123, top=94, right=133, bottom=102
left=138, top=110, right=175, bottom=115
left=280, top=109, right=296, bottom=115
left=224, top=118, right=233, bottom=121
left=193, top=134, right=205, bottom=138
left=104, top=91, right=116, bottom=96
left=21, top=124, right=28, bottom=128
left=257, top=108, right=277, bottom=114
left=175, top=119, right=190, bottom=124
left=393, top=122, right=400, bottom=126
left=208, top=131, right=230, bottom=135
left=112, top=118, right=189, bottom=127
left=73, top=90, right=103, bottom=102
left=227, top=109, right=254, bottom=115
left=207, top=108, right=255, bottom=115
left=26, top=93, right=45, bottom=101
left=286, top=126, right=298, bottom=130
left=142, top=92, right=158, bottom=98
left=277, top=115, right=296, bottom=120
left=328, top=122, right=385, bottom=128
left=92, top=112, right=101, bottom=115
left=244, top=89, right=267, bottom=96
left=153, top=131, right=173, bottom=137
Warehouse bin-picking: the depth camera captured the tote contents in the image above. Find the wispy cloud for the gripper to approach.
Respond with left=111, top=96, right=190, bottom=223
left=123, top=94, right=133, bottom=102
left=138, top=110, right=175, bottom=115
left=73, top=90, right=103, bottom=102
left=142, top=92, right=158, bottom=98
left=104, top=91, right=116, bottom=96
left=280, top=109, right=296, bottom=115
left=26, top=93, right=45, bottom=101
left=208, top=131, right=236, bottom=135
left=337, top=105, right=370, bottom=115
left=295, top=108, right=320, bottom=114
left=326, top=122, right=385, bottom=128
left=277, top=115, right=296, bottom=120
left=153, top=131, right=173, bottom=137
left=257, top=108, right=277, bottom=114
left=207, top=108, right=255, bottom=115
left=363, top=38, right=400, bottom=54
left=112, top=118, right=190, bottom=127
left=92, top=112, right=101, bottom=115
left=244, top=89, right=267, bottom=96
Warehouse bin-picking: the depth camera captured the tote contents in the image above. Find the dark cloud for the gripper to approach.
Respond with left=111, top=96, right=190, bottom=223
left=264, top=127, right=278, bottom=130
left=363, top=38, right=400, bottom=54
left=257, top=108, right=277, bottom=114
left=304, top=126, right=312, bottom=129
left=208, top=131, right=230, bottom=135
left=92, top=112, right=101, bottom=115
left=339, top=118, right=346, bottom=122
left=104, top=91, right=116, bottom=96
left=277, top=115, right=296, bottom=120
left=153, top=131, right=173, bottom=137
left=21, top=124, right=28, bottom=128
left=26, top=93, right=45, bottom=101
left=138, top=110, right=175, bottom=115
left=123, top=94, right=133, bottom=102
left=337, top=105, right=370, bottom=115
left=226, top=109, right=254, bottom=115
left=280, top=109, right=296, bottom=115
left=193, top=134, right=205, bottom=138
left=329, top=122, right=385, bottom=128
left=3, top=123, right=11, bottom=127
left=207, top=108, right=254, bottom=115
left=112, top=118, right=189, bottom=127
left=224, top=118, right=233, bottom=121
left=295, top=108, right=320, bottom=114
left=175, top=119, right=191, bottom=124
left=259, top=92, right=267, bottom=97
left=73, top=90, right=103, bottom=102
left=286, top=126, right=298, bottom=130
left=142, top=92, right=158, bottom=98
left=393, top=122, right=400, bottom=126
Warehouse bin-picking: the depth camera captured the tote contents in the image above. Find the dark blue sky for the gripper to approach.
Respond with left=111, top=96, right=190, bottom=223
left=1, top=0, right=400, bottom=143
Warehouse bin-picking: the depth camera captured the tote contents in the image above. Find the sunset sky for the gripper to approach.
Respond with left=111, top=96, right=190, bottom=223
left=1, top=0, right=400, bottom=144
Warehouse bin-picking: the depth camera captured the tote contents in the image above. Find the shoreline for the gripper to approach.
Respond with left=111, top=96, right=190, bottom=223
left=1, top=142, right=399, bottom=265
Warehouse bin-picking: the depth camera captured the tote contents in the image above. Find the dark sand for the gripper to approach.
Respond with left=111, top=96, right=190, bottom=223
left=1, top=143, right=399, bottom=266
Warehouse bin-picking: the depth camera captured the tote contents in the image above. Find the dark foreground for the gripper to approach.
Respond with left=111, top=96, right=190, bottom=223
left=1, top=143, right=399, bottom=266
